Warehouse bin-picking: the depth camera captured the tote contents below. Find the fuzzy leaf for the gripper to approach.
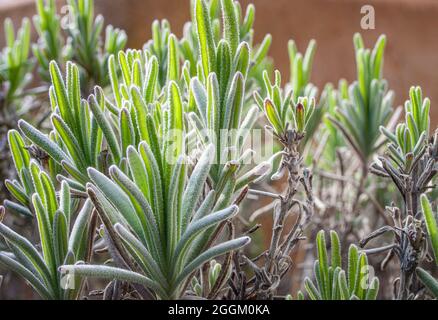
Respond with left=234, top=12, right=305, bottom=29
left=195, top=0, right=216, bottom=79
left=420, top=194, right=438, bottom=265
left=416, top=267, right=438, bottom=298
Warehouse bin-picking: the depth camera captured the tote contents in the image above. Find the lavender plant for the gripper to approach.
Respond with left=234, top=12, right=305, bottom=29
left=0, top=177, right=95, bottom=299
left=302, top=230, right=379, bottom=300
left=1, top=0, right=127, bottom=203
left=416, top=195, right=438, bottom=298
left=329, top=34, right=394, bottom=164
left=327, top=34, right=395, bottom=222
left=33, top=0, right=68, bottom=83
left=33, top=0, right=127, bottom=91
left=362, top=87, right=438, bottom=299
left=62, top=145, right=250, bottom=299
left=0, top=18, right=33, bottom=200
left=66, top=0, right=127, bottom=90
left=229, top=67, right=317, bottom=299
left=311, top=35, right=399, bottom=247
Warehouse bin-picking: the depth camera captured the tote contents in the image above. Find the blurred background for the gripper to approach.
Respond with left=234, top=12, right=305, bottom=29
left=2, top=0, right=438, bottom=122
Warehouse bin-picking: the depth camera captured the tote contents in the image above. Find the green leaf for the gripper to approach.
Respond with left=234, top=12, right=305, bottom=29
left=164, top=81, right=184, bottom=182
left=206, top=73, right=220, bottom=142
left=168, top=81, right=184, bottom=135
left=191, top=77, right=208, bottom=122
left=304, top=277, right=322, bottom=300
left=59, top=264, right=164, bottom=297
left=216, top=40, right=231, bottom=103
left=338, top=270, right=350, bottom=299
left=264, top=99, right=283, bottom=134
left=221, top=0, right=239, bottom=55
left=355, top=253, right=368, bottom=299
left=32, top=194, right=56, bottom=276
left=166, top=156, right=184, bottom=257
left=3, top=200, right=33, bottom=217
left=30, top=161, right=45, bottom=204
left=365, top=277, right=379, bottom=300
left=303, top=39, right=316, bottom=84
left=89, top=87, right=121, bottom=164
left=114, top=223, right=167, bottom=287
left=241, top=4, right=254, bottom=36
left=40, top=171, right=58, bottom=223
left=59, top=181, right=71, bottom=224
left=174, top=236, right=250, bottom=288
left=181, top=144, right=214, bottom=231
left=119, top=107, right=135, bottom=157
left=68, top=199, right=92, bottom=259
left=144, top=56, right=159, bottom=104
left=253, top=34, right=271, bottom=66
left=227, top=72, right=245, bottom=130
left=372, top=35, right=386, bottom=80
left=175, top=205, right=238, bottom=268
left=88, top=168, right=145, bottom=241
left=5, top=180, right=29, bottom=207
left=234, top=42, right=250, bottom=79
left=348, top=244, right=359, bottom=294
left=331, top=267, right=341, bottom=300
left=8, top=130, right=30, bottom=175
left=416, top=267, right=438, bottom=298
left=18, top=120, right=68, bottom=164
left=130, top=86, right=150, bottom=143
left=167, top=34, right=179, bottom=83
left=4, top=18, right=14, bottom=48
left=195, top=0, right=216, bottom=79
left=420, top=194, right=438, bottom=265
left=138, top=142, right=165, bottom=235
left=49, top=61, right=75, bottom=130
left=0, top=221, right=53, bottom=288
left=330, top=230, right=341, bottom=270
left=316, top=231, right=330, bottom=299
left=118, top=51, right=131, bottom=87
left=0, top=252, right=54, bottom=299
left=109, top=165, right=163, bottom=262
left=109, top=55, right=122, bottom=108
left=52, top=211, right=68, bottom=268
left=51, top=114, right=87, bottom=172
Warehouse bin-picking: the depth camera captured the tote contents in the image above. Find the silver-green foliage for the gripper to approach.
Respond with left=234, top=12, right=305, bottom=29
left=416, top=267, right=438, bottom=299
left=256, top=81, right=315, bottom=137
left=17, top=62, right=107, bottom=189
left=329, top=34, right=394, bottom=162
left=303, top=230, right=379, bottom=300
left=33, top=0, right=67, bottom=82
left=181, top=0, right=273, bottom=205
left=66, top=0, right=127, bottom=88
left=421, top=195, right=438, bottom=265
left=380, top=86, right=430, bottom=171
left=0, top=173, right=94, bottom=299
left=0, top=18, right=32, bottom=104
left=254, top=40, right=317, bottom=138
left=63, top=144, right=250, bottom=299
left=33, top=0, right=127, bottom=88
